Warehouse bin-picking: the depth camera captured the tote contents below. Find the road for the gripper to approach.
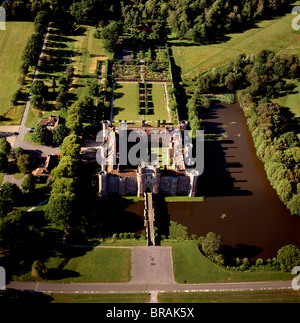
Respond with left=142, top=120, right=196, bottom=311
left=6, top=279, right=292, bottom=294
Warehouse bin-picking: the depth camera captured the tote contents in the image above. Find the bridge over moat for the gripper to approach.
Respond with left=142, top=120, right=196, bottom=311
left=144, top=191, right=155, bottom=246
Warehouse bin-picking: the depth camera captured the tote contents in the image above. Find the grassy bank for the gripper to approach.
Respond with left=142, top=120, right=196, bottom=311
left=164, top=242, right=293, bottom=283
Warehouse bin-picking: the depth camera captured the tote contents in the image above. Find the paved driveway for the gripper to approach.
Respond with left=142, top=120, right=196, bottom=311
left=130, top=246, right=175, bottom=285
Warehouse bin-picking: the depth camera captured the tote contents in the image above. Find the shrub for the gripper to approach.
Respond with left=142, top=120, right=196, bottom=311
left=168, top=221, right=188, bottom=241
left=277, top=244, right=300, bottom=272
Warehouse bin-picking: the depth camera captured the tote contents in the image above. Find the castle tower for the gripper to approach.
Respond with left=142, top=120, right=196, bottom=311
left=119, top=177, right=126, bottom=196
left=137, top=162, right=146, bottom=197
left=152, top=161, right=161, bottom=195
left=102, top=120, right=110, bottom=138
left=187, top=169, right=199, bottom=197
left=99, top=171, right=108, bottom=198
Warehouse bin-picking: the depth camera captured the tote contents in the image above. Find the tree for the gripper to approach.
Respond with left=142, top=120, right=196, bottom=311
left=277, top=244, right=300, bottom=272
left=34, top=10, right=49, bottom=27
left=60, top=133, right=81, bottom=159
left=287, top=194, right=300, bottom=216
left=201, top=232, right=223, bottom=255
left=52, top=77, right=57, bottom=90
left=14, top=147, right=25, bottom=159
left=0, top=210, right=23, bottom=254
left=31, top=124, right=52, bottom=146
left=0, top=152, right=8, bottom=172
left=51, top=177, right=76, bottom=195
left=34, top=23, right=47, bottom=35
left=45, top=192, right=76, bottom=230
left=0, top=182, right=21, bottom=204
left=101, top=21, right=122, bottom=53
left=66, top=64, right=75, bottom=78
left=31, top=94, right=48, bottom=110
left=17, top=153, right=31, bottom=173
left=52, top=124, right=69, bottom=146
left=276, top=178, right=293, bottom=203
left=168, top=221, right=188, bottom=241
left=22, top=33, right=43, bottom=67
left=89, top=83, right=98, bottom=97
left=11, top=89, right=22, bottom=105
left=190, top=116, right=202, bottom=139
left=0, top=137, right=12, bottom=156
left=225, top=72, right=238, bottom=91
left=31, top=80, right=47, bottom=96
left=51, top=156, right=79, bottom=180
left=21, top=174, right=36, bottom=192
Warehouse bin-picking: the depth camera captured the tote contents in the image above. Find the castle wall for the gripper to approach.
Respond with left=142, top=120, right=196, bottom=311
left=99, top=172, right=196, bottom=197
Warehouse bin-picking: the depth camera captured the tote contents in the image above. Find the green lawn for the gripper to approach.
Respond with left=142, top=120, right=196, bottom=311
left=171, top=4, right=300, bottom=79
left=113, top=82, right=169, bottom=122
left=165, top=242, right=293, bottom=284
left=46, top=248, right=131, bottom=283
left=113, top=82, right=141, bottom=121
left=0, top=172, right=4, bottom=187
left=13, top=247, right=131, bottom=283
left=164, top=196, right=204, bottom=202
left=0, top=21, right=34, bottom=124
left=49, top=293, right=150, bottom=303
left=147, top=83, right=168, bottom=121
left=278, top=80, right=300, bottom=117
left=158, top=290, right=300, bottom=303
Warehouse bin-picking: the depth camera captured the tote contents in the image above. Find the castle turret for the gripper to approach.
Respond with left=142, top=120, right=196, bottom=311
left=152, top=161, right=161, bottom=195
left=119, top=177, right=126, bottom=196
left=137, top=162, right=146, bottom=197
left=187, top=169, right=199, bottom=197
left=99, top=171, right=108, bottom=198
left=102, top=120, right=110, bottom=138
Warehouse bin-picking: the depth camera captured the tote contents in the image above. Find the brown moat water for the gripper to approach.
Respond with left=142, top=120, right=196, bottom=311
left=125, top=103, right=300, bottom=259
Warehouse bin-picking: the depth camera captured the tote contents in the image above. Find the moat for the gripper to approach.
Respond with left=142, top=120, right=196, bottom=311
left=124, top=102, right=300, bottom=259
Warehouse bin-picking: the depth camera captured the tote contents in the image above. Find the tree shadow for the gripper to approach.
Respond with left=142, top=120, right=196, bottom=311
left=0, top=289, right=54, bottom=304
left=221, top=243, right=263, bottom=264
left=153, top=194, right=170, bottom=245
left=45, top=268, right=80, bottom=280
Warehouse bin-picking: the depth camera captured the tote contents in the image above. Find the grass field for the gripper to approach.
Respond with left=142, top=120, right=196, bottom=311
left=47, top=248, right=131, bottom=283
left=164, top=242, right=293, bottom=283
left=171, top=4, right=300, bottom=80
left=158, top=289, right=300, bottom=303
left=13, top=247, right=131, bottom=283
left=113, top=82, right=168, bottom=122
left=278, top=80, right=300, bottom=117
left=49, top=293, right=150, bottom=303
left=113, top=82, right=141, bottom=121
left=148, top=83, right=169, bottom=121
left=0, top=21, right=34, bottom=123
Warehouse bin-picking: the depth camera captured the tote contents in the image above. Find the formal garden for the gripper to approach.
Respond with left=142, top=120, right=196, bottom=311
left=109, top=45, right=179, bottom=125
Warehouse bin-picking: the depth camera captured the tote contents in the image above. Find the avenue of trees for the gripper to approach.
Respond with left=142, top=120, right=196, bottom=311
left=45, top=133, right=81, bottom=232
left=0, top=138, right=11, bottom=172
